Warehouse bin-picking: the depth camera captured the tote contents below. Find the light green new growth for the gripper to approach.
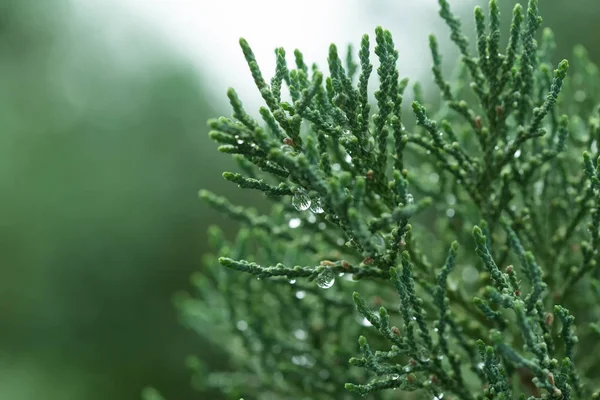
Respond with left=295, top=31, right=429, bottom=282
left=166, top=0, right=600, bottom=399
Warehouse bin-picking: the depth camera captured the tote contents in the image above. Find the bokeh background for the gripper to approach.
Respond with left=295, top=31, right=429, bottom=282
left=1, top=0, right=598, bottom=399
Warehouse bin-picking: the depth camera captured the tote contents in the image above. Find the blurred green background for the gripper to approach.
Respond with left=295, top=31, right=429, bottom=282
left=0, top=0, right=597, bottom=399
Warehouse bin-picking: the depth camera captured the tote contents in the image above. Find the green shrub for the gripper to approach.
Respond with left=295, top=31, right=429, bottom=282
left=178, top=0, right=600, bottom=398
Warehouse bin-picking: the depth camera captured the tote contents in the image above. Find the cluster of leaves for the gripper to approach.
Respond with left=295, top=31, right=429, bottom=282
left=177, top=0, right=600, bottom=399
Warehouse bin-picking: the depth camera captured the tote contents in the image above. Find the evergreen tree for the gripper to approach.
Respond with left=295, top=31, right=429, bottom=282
left=169, top=0, right=600, bottom=398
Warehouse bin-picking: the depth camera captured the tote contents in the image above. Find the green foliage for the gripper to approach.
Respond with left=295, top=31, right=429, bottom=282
left=185, top=0, right=600, bottom=398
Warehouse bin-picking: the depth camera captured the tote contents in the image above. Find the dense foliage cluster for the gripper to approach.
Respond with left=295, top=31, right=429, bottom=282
left=173, top=0, right=600, bottom=398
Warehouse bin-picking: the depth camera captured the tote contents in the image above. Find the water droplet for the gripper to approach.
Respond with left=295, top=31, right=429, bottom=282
left=292, top=190, right=311, bottom=211
left=237, top=139, right=244, bottom=144
left=236, top=320, right=248, bottom=331
left=447, top=194, right=456, bottom=205
left=307, top=214, right=317, bottom=223
left=434, top=394, right=444, bottom=400
left=318, top=222, right=326, bottom=230
left=294, top=329, right=307, bottom=340
left=406, top=193, right=414, bottom=205
left=477, top=362, right=485, bottom=370
left=592, top=141, right=598, bottom=154
left=514, top=149, right=521, bottom=158
left=288, top=218, right=301, bottom=228
left=360, top=317, right=372, bottom=327
left=289, top=279, right=296, bottom=284
left=295, top=291, right=306, bottom=299
left=338, top=272, right=345, bottom=277
left=391, top=373, right=400, bottom=380
left=446, top=208, right=455, bottom=218
left=310, top=197, right=324, bottom=214
left=403, top=365, right=411, bottom=373
left=411, top=316, right=417, bottom=321
left=418, top=349, right=431, bottom=362
left=343, top=129, right=350, bottom=135
left=426, top=150, right=431, bottom=155
left=332, top=163, right=341, bottom=171
left=345, top=154, right=352, bottom=163
left=315, top=269, right=335, bottom=289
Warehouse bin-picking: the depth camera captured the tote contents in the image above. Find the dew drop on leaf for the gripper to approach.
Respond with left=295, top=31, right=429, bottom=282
left=391, top=373, right=399, bottom=380
left=315, top=268, right=335, bottom=289
left=310, top=197, right=324, bottom=214
left=292, top=190, right=311, bottom=211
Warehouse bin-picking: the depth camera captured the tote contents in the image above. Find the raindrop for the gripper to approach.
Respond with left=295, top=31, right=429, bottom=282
left=338, top=272, right=345, bottom=277
left=236, top=320, right=248, bottom=331
left=318, top=222, right=326, bottom=230
left=296, top=291, right=306, bottom=299
left=332, top=163, right=341, bottom=171
left=292, top=190, right=311, bottom=211
left=315, top=269, right=335, bottom=289
left=391, top=374, right=400, bottom=380
left=343, top=129, right=351, bottom=135
left=237, top=139, right=244, bottom=144
left=447, top=194, right=456, bottom=205
left=418, top=349, right=431, bottom=363
left=514, top=149, right=521, bottom=158
left=403, top=365, right=412, bottom=373
left=310, top=197, right=325, bottom=214
left=345, top=154, right=352, bottom=163
left=307, top=214, right=317, bottom=223
left=426, top=150, right=431, bottom=155
left=294, top=329, right=307, bottom=340
left=288, top=218, right=301, bottom=228
left=446, top=208, right=455, bottom=218
left=406, top=193, right=414, bottom=205
left=477, top=362, right=485, bottom=370
left=592, top=141, right=598, bottom=154
left=360, top=317, right=373, bottom=327
left=434, top=394, right=445, bottom=400
left=289, top=279, right=296, bottom=284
